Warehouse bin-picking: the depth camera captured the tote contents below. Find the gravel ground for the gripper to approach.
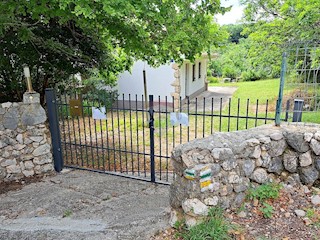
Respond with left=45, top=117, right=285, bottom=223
left=152, top=184, right=320, bottom=240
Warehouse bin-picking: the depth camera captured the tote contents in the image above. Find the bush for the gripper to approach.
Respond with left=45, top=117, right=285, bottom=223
left=207, top=76, right=220, bottom=84
left=241, top=70, right=260, bottom=81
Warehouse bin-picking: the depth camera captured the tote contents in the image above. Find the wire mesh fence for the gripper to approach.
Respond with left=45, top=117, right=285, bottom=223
left=284, top=41, right=320, bottom=123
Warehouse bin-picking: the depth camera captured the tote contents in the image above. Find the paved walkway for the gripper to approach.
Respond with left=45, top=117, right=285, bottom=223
left=183, top=86, right=238, bottom=112
left=0, top=170, right=170, bottom=240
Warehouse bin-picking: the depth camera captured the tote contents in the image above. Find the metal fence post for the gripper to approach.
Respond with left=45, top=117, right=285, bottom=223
left=45, top=88, right=63, bottom=172
left=149, top=95, right=155, bottom=182
left=275, top=52, right=287, bottom=126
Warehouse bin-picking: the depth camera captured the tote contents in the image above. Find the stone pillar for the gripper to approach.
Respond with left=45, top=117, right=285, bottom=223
left=170, top=63, right=181, bottom=111
left=0, top=92, right=54, bottom=182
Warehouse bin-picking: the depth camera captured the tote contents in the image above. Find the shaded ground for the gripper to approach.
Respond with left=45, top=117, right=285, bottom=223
left=0, top=169, right=170, bottom=240
left=153, top=184, right=320, bottom=240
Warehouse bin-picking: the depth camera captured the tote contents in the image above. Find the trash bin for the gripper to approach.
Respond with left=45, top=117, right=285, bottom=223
left=292, top=99, right=304, bottom=122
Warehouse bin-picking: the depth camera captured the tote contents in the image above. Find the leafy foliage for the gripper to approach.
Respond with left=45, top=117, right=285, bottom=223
left=247, top=183, right=281, bottom=202
left=259, top=202, right=274, bottom=218
left=0, top=0, right=228, bottom=103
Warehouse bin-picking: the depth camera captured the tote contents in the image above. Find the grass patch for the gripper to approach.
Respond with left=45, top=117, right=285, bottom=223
left=209, top=79, right=291, bottom=102
left=176, top=207, right=235, bottom=240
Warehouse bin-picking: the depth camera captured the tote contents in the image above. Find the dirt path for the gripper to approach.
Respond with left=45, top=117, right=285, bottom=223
left=0, top=170, right=170, bottom=240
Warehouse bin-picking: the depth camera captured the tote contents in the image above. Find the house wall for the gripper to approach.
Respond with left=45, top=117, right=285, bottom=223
left=180, top=59, right=207, bottom=100
left=117, top=60, right=175, bottom=101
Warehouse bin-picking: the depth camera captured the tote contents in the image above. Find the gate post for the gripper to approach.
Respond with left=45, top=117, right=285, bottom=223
left=45, top=88, right=63, bottom=172
left=275, top=52, right=287, bottom=126
left=149, top=95, right=155, bottom=182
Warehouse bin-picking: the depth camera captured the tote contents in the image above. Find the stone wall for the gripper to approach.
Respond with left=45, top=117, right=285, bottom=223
left=170, top=124, right=320, bottom=226
left=0, top=93, right=54, bottom=182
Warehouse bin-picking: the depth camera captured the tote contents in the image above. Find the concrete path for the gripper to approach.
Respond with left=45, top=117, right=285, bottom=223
left=182, top=86, right=238, bottom=112
left=0, top=170, right=170, bottom=240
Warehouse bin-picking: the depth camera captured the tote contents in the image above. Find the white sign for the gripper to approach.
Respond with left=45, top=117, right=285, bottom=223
left=92, top=107, right=107, bottom=120
left=170, top=112, right=189, bottom=126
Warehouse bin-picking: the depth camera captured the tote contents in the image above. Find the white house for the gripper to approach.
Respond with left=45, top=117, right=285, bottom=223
left=116, top=54, right=210, bottom=107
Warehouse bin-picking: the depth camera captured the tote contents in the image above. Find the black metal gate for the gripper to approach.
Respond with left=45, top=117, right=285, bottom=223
left=46, top=88, right=281, bottom=184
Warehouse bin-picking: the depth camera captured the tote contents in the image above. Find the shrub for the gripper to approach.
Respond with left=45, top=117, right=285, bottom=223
left=207, top=76, right=220, bottom=84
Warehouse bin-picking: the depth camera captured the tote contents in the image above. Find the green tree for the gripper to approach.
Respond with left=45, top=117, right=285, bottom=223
left=0, top=0, right=228, bottom=102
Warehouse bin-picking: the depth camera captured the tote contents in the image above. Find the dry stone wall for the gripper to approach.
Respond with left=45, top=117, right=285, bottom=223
left=0, top=93, right=54, bottom=182
left=170, top=124, right=320, bottom=226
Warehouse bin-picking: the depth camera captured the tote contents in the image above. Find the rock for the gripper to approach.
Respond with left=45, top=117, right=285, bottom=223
left=6, top=165, right=21, bottom=174
left=220, top=185, right=229, bottom=196
left=16, top=134, right=23, bottom=144
left=22, top=169, right=34, bottom=177
left=33, top=144, right=51, bottom=157
left=233, top=192, right=246, bottom=207
left=284, top=132, right=309, bottom=153
left=234, top=184, right=248, bottom=193
left=294, top=209, right=306, bottom=217
left=250, top=168, right=268, bottom=184
left=1, top=159, right=17, bottom=167
left=3, top=107, right=19, bottom=130
left=304, top=132, right=313, bottom=142
left=24, top=161, right=34, bottom=170
left=311, top=195, right=320, bottom=205
left=256, top=158, right=263, bottom=167
left=0, top=140, right=8, bottom=149
left=284, top=212, right=291, bottom=218
left=250, top=146, right=261, bottom=159
left=20, top=154, right=34, bottom=161
left=238, top=211, right=247, bottom=218
left=169, top=210, right=178, bottom=227
left=315, top=158, right=320, bottom=171
left=283, top=151, right=298, bottom=173
left=310, top=139, right=320, bottom=155
left=29, top=136, right=43, bottom=143
left=21, top=104, right=46, bottom=126
left=270, top=132, right=283, bottom=141
left=302, top=185, right=311, bottom=194
left=269, top=139, right=287, bottom=157
left=259, top=137, right=271, bottom=144
left=14, top=144, right=26, bottom=150
left=242, top=160, right=255, bottom=177
left=211, top=164, right=221, bottom=175
left=211, top=148, right=234, bottom=161
left=303, top=217, right=312, bottom=226
left=181, top=154, right=195, bottom=168
left=1, top=102, right=12, bottom=108
left=246, top=138, right=260, bottom=147
left=299, top=151, right=312, bottom=167
left=221, top=160, right=237, bottom=171
left=182, top=198, right=208, bottom=216
left=268, top=157, right=284, bottom=175
left=299, top=166, right=319, bottom=185
left=314, top=131, right=320, bottom=141
left=185, top=215, right=197, bottom=228
left=228, top=172, right=241, bottom=184
left=204, top=196, right=219, bottom=206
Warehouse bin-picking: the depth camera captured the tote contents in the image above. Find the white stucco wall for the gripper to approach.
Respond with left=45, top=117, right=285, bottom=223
left=117, top=60, right=175, bottom=101
left=117, top=58, right=208, bottom=102
left=180, top=59, right=207, bottom=99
